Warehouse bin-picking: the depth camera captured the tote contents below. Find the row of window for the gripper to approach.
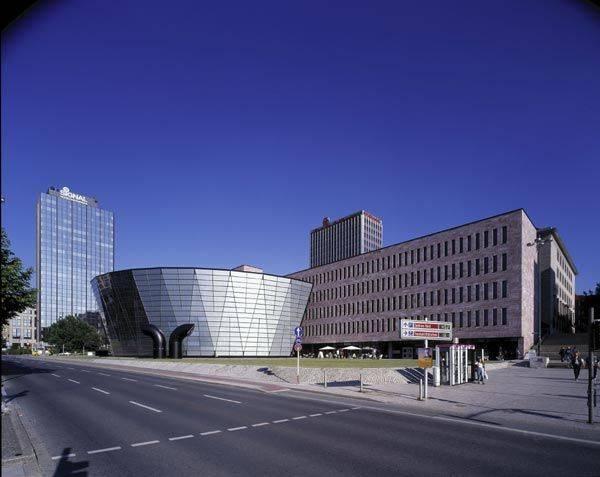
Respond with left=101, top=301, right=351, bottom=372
left=310, top=254, right=508, bottom=303
left=306, top=280, right=509, bottom=320
left=304, top=308, right=509, bottom=337
left=306, top=225, right=509, bottom=285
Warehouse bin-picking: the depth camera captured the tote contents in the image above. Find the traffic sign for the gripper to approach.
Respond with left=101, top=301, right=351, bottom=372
left=295, top=337, right=302, bottom=345
left=294, top=343, right=302, bottom=352
left=400, top=319, right=452, bottom=341
left=294, top=326, right=304, bottom=338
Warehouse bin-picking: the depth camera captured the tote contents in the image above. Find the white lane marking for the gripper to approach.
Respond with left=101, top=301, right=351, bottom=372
left=98, top=373, right=111, bottom=377
left=252, top=422, right=270, bottom=427
left=168, top=434, right=194, bottom=441
left=292, top=416, right=307, bottom=420
left=348, top=403, right=600, bottom=448
left=203, top=394, right=241, bottom=404
left=309, top=413, right=322, bottom=417
left=87, top=446, right=121, bottom=454
left=200, top=430, right=221, bottom=436
left=92, top=387, right=110, bottom=395
left=81, top=370, right=90, bottom=373
left=227, top=426, right=247, bottom=432
left=51, top=374, right=61, bottom=378
left=351, top=407, right=362, bottom=410
left=67, top=367, right=75, bottom=370
left=273, top=419, right=289, bottom=423
left=129, top=401, right=162, bottom=413
left=324, top=411, right=337, bottom=414
left=338, top=409, right=350, bottom=412
left=131, top=440, right=160, bottom=447
left=121, top=377, right=137, bottom=382
left=51, top=453, right=76, bottom=460
left=68, top=379, right=80, bottom=384
left=154, top=384, right=177, bottom=390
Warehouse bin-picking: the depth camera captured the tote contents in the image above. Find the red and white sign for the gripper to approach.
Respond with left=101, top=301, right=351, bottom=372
left=400, top=319, right=452, bottom=341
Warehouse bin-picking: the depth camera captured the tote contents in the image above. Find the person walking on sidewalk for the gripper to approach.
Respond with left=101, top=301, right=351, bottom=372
left=475, top=360, right=485, bottom=384
left=559, top=346, right=565, bottom=362
left=571, top=352, right=583, bottom=381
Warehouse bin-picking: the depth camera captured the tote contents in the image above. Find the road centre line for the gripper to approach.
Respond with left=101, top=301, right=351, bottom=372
left=121, top=377, right=138, bottom=382
left=129, top=401, right=162, bottom=413
left=309, top=413, right=322, bottom=417
left=92, top=387, right=110, bottom=395
left=68, top=379, right=80, bottom=384
left=81, top=370, right=90, bottom=373
left=98, top=373, right=111, bottom=376
left=87, top=446, right=121, bottom=455
left=292, top=416, right=307, bottom=420
left=51, top=374, right=61, bottom=378
left=324, top=411, right=337, bottom=414
left=200, top=430, right=221, bottom=436
left=203, top=394, right=241, bottom=404
left=227, top=426, right=247, bottom=432
left=251, top=422, right=270, bottom=427
left=168, top=435, right=194, bottom=441
left=154, top=384, right=177, bottom=390
left=52, top=453, right=76, bottom=460
left=273, top=419, right=289, bottom=423
left=131, top=440, right=160, bottom=447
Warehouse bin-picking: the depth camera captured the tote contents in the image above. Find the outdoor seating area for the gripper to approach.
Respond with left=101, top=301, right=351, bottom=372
left=300, top=346, right=385, bottom=360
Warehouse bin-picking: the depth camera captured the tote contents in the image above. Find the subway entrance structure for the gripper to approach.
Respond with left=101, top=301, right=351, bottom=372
left=91, top=266, right=312, bottom=358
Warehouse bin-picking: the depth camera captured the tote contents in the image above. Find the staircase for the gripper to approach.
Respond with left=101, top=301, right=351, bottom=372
left=536, top=332, right=589, bottom=367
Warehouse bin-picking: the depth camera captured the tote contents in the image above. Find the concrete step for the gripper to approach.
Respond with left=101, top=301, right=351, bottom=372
left=547, top=361, right=570, bottom=369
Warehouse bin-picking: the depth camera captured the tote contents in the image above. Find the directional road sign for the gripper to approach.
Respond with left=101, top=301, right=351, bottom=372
left=294, top=326, right=304, bottom=338
left=400, top=319, right=452, bottom=341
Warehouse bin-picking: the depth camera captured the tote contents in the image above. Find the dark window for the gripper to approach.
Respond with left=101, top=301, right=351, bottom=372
left=493, top=282, right=498, bottom=299
left=502, top=226, right=507, bottom=244
left=475, top=284, right=480, bottom=301
left=452, top=288, right=456, bottom=304
left=459, top=312, right=464, bottom=328
left=493, top=255, right=498, bottom=273
left=502, top=253, right=507, bottom=271
left=484, top=257, right=489, bottom=274
left=467, top=310, right=471, bottom=327
left=484, top=283, right=489, bottom=300
left=502, top=308, right=507, bottom=325
left=452, top=263, right=456, bottom=280
left=475, top=259, right=480, bottom=275
left=484, top=309, right=489, bottom=326
left=459, top=262, right=464, bottom=278
left=459, top=237, right=464, bottom=253
left=475, top=310, right=480, bottom=326
left=475, top=233, right=480, bottom=250
left=467, top=260, right=472, bottom=277
left=493, top=228, right=498, bottom=246
left=452, top=239, right=456, bottom=255
left=467, top=235, right=472, bottom=251
left=444, top=241, right=448, bottom=256
left=459, top=286, right=463, bottom=303
left=484, top=230, right=489, bottom=248
left=467, top=285, right=472, bottom=302
left=493, top=308, right=498, bottom=326
left=502, top=280, right=508, bottom=298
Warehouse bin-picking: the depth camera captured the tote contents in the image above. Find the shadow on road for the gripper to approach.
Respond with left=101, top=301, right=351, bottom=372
left=52, top=447, right=89, bottom=477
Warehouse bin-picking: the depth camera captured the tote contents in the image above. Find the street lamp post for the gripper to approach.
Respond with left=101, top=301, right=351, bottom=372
left=527, top=237, right=551, bottom=356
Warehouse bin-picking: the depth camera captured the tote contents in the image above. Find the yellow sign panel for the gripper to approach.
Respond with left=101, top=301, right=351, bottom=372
left=418, top=348, right=433, bottom=368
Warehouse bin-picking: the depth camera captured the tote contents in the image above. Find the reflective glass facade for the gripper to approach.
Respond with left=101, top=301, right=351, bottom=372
left=91, top=268, right=312, bottom=357
left=36, top=187, right=114, bottom=338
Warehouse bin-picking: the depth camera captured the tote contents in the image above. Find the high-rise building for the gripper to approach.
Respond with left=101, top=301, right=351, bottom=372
left=36, top=186, right=114, bottom=340
left=310, top=210, right=382, bottom=267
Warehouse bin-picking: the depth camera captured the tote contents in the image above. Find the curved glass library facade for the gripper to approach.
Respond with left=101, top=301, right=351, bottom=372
left=91, top=268, right=312, bottom=357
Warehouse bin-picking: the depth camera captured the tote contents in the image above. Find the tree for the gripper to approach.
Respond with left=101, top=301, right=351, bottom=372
left=1, top=228, right=36, bottom=326
left=582, top=282, right=600, bottom=296
left=45, top=315, right=103, bottom=353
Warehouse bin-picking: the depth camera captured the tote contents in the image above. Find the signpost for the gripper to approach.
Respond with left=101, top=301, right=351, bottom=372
left=400, top=319, right=452, bottom=399
left=294, top=327, right=303, bottom=384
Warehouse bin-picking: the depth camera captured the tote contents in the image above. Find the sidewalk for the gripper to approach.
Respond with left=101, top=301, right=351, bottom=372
left=1, top=405, right=41, bottom=477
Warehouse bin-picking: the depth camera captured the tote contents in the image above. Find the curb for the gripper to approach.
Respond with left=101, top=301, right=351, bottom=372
left=1, top=408, right=42, bottom=477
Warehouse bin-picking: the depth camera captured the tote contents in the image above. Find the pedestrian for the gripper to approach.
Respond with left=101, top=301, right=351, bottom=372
left=475, top=360, right=485, bottom=384
left=559, top=346, right=565, bottom=362
left=565, top=346, right=572, bottom=364
left=571, top=352, right=583, bottom=381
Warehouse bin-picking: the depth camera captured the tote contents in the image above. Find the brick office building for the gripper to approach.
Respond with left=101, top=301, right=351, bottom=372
left=288, top=209, right=573, bottom=359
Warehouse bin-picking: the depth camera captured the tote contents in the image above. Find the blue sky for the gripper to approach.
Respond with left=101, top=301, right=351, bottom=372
left=2, top=0, right=599, bottom=291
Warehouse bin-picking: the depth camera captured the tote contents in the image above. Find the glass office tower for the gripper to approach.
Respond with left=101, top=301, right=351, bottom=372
left=36, top=187, right=114, bottom=340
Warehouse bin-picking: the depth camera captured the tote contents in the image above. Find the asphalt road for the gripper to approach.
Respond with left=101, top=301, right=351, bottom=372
left=2, top=356, right=599, bottom=477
